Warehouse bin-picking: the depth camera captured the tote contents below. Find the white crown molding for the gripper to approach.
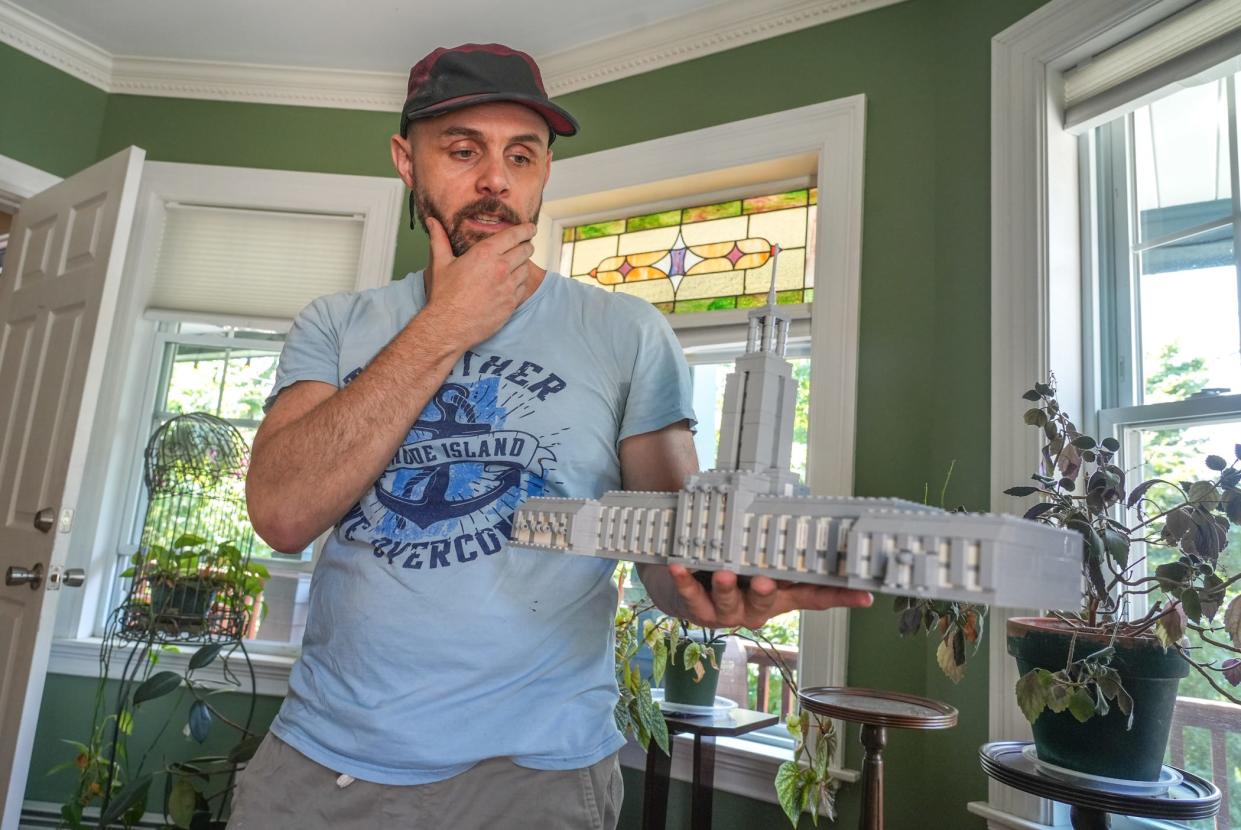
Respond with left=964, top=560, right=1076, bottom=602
left=539, top=0, right=910, bottom=95
left=0, top=0, right=110, bottom=88
left=0, top=0, right=909, bottom=110
left=109, top=55, right=406, bottom=111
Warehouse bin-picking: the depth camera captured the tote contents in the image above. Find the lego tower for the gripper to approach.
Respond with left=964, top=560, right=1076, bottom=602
left=713, top=247, right=802, bottom=493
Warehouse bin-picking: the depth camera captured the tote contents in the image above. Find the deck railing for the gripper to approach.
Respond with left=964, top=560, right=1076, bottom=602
left=1168, top=696, right=1239, bottom=830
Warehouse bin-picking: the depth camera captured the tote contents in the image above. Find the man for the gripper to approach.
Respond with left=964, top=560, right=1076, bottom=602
left=232, top=43, right=871, bottom=829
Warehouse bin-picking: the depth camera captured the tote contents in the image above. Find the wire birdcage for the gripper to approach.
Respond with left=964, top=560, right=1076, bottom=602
left=118, top=412, right=258, bottom=644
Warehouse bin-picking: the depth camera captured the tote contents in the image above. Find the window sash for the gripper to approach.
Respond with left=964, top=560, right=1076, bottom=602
left=1091, top=81, right=1241, bottom=415
left=100, top=321, right=320, bottom=650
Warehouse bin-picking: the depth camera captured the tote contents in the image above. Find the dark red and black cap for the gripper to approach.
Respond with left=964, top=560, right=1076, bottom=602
left=400, top=44, right=579, bottom=144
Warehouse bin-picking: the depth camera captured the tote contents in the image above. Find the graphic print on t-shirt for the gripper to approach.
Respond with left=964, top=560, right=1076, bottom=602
left=339, top=349, right=567, bottom=572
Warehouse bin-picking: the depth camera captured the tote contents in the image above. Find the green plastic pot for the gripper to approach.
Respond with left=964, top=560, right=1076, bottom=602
left=663, top=639, right=727, bottom=707
left=1007, top=617, right=1188, bottom=781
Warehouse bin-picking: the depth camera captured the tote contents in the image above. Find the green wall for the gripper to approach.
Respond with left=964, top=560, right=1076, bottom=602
left=11, top=0, right=1050, bottom=825
left=0, top=42, right=107, bottom=178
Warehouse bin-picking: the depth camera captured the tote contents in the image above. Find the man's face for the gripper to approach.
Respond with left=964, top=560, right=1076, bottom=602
left=392, top=102, right=552, bottom=257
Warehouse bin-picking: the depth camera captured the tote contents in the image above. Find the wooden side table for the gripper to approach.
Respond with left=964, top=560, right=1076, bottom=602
left=979, top=741, right=1220, bottom=829
left=799, top=686, right=958, bottom=830
left=641, top=706, right=778, bottom=830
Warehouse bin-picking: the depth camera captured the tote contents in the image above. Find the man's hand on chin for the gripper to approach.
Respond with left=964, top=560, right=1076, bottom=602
left=663, top=564, right=873, bottom=629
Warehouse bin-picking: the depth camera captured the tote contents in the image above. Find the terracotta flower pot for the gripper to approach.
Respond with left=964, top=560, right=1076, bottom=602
left=1007, top=617, right=1188, bottom=781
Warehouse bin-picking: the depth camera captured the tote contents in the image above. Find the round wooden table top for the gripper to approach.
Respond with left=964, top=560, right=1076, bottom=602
left=797, top=686, right=959, bottom=730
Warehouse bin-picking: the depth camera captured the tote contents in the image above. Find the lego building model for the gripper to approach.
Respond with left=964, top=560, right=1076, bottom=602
left=509, top=249, right=1081, bottom=609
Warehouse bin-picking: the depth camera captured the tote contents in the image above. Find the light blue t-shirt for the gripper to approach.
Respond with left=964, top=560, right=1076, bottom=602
left=263, top=270, right=696, bottom=785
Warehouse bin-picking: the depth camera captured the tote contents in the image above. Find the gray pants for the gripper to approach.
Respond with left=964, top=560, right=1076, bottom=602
left=226, top=732, right=623, bottom=830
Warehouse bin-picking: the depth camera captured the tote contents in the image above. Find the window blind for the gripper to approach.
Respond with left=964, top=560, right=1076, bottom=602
left=148, top=203, right=364, bottom=320
left=1064, top=0, right=1241, bottom=129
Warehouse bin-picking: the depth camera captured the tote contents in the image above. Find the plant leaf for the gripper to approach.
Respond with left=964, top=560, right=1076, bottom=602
left=1180, top=590, right=1202, bottom=624
left=1207, top=455, right=1227, bottom=472
left=1127, top=478, right=1171, bottom=510
left=775, top=761, right=803, bottom=827
left=1015, top=670, right=1048, bottom=724
left=936, top=638, right=965, bottom=684
left=1156, top=604, right=1188, bottom=650
left=813, top=731, right=831, bottom=780
left=169, top=776, right=197, bottom=828
left=188, top=700, right=212, bottom=743
left=1225, top=596, right=1241, bottom=648
left=133, top=671, right=182, bottom=705
left=188, top=643, right=224, bottom=671
left=1223, top=658, right=1241, bottom=687
left=1004, top=486, right=1039, bottom=497
left=98, top=773, right=153, bottom=826
left=1101, top=528, right=1129, bottom=570
left=1067, top=689, right=1096, bottom=723
left=1023, top=502, right=1058, bottom=521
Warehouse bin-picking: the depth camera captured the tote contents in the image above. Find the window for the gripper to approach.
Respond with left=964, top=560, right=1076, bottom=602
left=543, top=96, right=865, bottom=784
left=107, top=321, right=316, bottom=652
left=1090, top=70, right=1241, bottom=821
left=561, top=186, right=817, bottom=313
left=988, top=3, right=1241, bottom=825
left=617, top=354, right=813, bottom=748
left=51, top=162, right=400, bottom=661
left=559, top=182, right=819, bottom=745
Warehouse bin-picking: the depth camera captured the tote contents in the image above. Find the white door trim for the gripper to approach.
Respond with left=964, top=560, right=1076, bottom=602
left=988, top=0, right=1201, bottom=823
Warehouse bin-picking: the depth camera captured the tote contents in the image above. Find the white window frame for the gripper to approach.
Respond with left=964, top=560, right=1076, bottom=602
left=982, top=1, right=1213, bottom=827
left=98, top=322, right=318, bottom=655
left=538, top=96, right=866, bottom=797
left=44, top=160, right=402, bottom=683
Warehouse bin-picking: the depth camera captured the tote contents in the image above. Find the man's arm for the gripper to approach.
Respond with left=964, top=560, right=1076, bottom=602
left=621, top=422, right=873, bottom=628
left=246, top=218, right=536, bottom=552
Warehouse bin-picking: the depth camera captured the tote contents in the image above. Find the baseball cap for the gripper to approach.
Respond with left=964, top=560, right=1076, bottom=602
left=400, top=44, right=579, bottom=144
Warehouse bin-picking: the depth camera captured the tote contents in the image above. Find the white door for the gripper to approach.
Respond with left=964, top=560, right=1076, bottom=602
left=0, top=146, right=145, bottom=830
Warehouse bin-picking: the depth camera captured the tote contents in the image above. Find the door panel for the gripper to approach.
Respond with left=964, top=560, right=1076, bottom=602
left=0, top=146, right=144, bottom=830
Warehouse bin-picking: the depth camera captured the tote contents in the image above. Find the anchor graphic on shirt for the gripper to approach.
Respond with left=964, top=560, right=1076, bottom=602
left=372, top=383, right=551, bottom=530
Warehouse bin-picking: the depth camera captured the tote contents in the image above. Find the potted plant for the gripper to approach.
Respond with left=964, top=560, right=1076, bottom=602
left=612, top=568, right=837, bottom=826
left=121, top=534, right=268, bottom=637
left=53, top=642, right=267, bottom=829
left=998, top=377, right=1241, bottom=781
left=653, top=618, right=729, bottom=708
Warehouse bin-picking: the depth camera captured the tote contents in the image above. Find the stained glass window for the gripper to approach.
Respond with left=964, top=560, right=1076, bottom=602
left=558, top=187, right=817, bottom=314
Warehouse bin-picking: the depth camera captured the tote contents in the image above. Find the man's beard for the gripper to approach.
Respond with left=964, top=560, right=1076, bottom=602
left=413, top=186, right=540, bottom=257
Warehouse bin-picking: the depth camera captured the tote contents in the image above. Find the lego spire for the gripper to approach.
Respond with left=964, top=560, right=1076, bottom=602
left=766, top=244, right=779, bottom=309
left=745, top=244, right=791, bottom=357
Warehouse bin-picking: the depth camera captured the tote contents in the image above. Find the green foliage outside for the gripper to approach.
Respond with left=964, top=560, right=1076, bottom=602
left=145, top=344, right=285, bottom=562
left=1141, top=344, right=1241, bottom=826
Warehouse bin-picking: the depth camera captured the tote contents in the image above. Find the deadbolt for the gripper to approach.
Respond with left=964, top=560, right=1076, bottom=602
left=6, top=564, right=43, bottom=590
left=47, top=566, right=85, bottom=590
left=34, top=507, right=55, bottom=533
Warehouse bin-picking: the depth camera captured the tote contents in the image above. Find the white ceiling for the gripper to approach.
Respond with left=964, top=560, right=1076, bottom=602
left=7, top=0, right=725, bottom=73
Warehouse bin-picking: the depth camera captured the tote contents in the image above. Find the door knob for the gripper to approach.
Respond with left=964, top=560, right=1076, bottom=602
left=47, top=566, right=86, bottom=590
left=6, top=564, right=43, bottom=590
